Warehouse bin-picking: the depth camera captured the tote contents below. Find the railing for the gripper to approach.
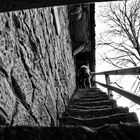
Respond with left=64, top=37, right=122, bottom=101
left=91, top=66, right=140, bottom=105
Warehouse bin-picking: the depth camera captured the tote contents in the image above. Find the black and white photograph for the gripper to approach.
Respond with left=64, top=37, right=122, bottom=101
left=0, top=0, right=140, bottom=139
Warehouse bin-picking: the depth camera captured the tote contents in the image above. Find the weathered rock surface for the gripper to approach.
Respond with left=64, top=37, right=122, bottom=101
left=0, top=6, right=76, bottom=126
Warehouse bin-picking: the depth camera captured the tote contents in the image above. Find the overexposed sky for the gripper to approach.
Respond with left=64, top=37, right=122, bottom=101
left=95, top=1, right=140, bottom=121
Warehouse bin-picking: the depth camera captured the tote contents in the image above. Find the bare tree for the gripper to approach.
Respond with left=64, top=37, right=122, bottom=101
left=96, top=0, right=140, bottom=108
left=97, top=0, right=140, bottom=68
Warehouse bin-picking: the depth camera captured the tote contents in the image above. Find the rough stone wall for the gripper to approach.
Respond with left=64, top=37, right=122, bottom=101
left=0, top=6, right=76, bottom=126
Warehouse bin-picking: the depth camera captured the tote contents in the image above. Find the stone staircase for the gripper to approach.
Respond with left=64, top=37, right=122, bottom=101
left=60, top=87, right=138, bottom=128
left=0, top=87, right=140, bottom=140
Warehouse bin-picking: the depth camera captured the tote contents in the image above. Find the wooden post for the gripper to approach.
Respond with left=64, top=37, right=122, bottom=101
left=105, top=74, right=113, bottom=98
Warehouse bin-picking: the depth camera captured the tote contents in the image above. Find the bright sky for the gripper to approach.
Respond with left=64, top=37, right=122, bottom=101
left=95, top=2, right=140, bottom=121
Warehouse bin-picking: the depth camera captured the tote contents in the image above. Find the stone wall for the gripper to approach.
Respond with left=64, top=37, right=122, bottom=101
left=0, top=6, right=76, bottom=126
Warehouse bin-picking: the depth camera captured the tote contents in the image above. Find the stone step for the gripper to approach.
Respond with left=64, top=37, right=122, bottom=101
left=0, top=123, right=140, bottom=140
left=69, top=96, right=109, bottom=103
left=69, top=99, right=117, bottom=107
left=94, top=122, right=140, bottom=140
left=77, top=87, right=102, bottom=93
left=64, top=107, right=129, bottom=118
left=76, top=91, right=105, bottom=95
left=76, top=91, right=107, bottom=96
left=67, top=104, right=117, bottom=110
left=60, top=112, right=138, bottom=127
left=76, top=94, right=109, bottom=100
left=72, top=91, right=107, bottom=99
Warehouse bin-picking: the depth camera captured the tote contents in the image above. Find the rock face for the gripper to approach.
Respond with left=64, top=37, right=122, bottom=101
left=0, top=6, right=76, bottom=126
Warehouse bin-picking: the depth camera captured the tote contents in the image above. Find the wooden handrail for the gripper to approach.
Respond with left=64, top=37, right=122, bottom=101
left=91, top=66, right=140, bottom=105
left=95, top=81, right=140, bottom=106
left=91, top=66, right=140, bottom=75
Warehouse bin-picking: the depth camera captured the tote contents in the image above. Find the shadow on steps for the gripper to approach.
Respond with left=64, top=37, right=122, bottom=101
left=0, top=123, right=140, bottom=140
left=60, top=112, right=138, bottom=127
